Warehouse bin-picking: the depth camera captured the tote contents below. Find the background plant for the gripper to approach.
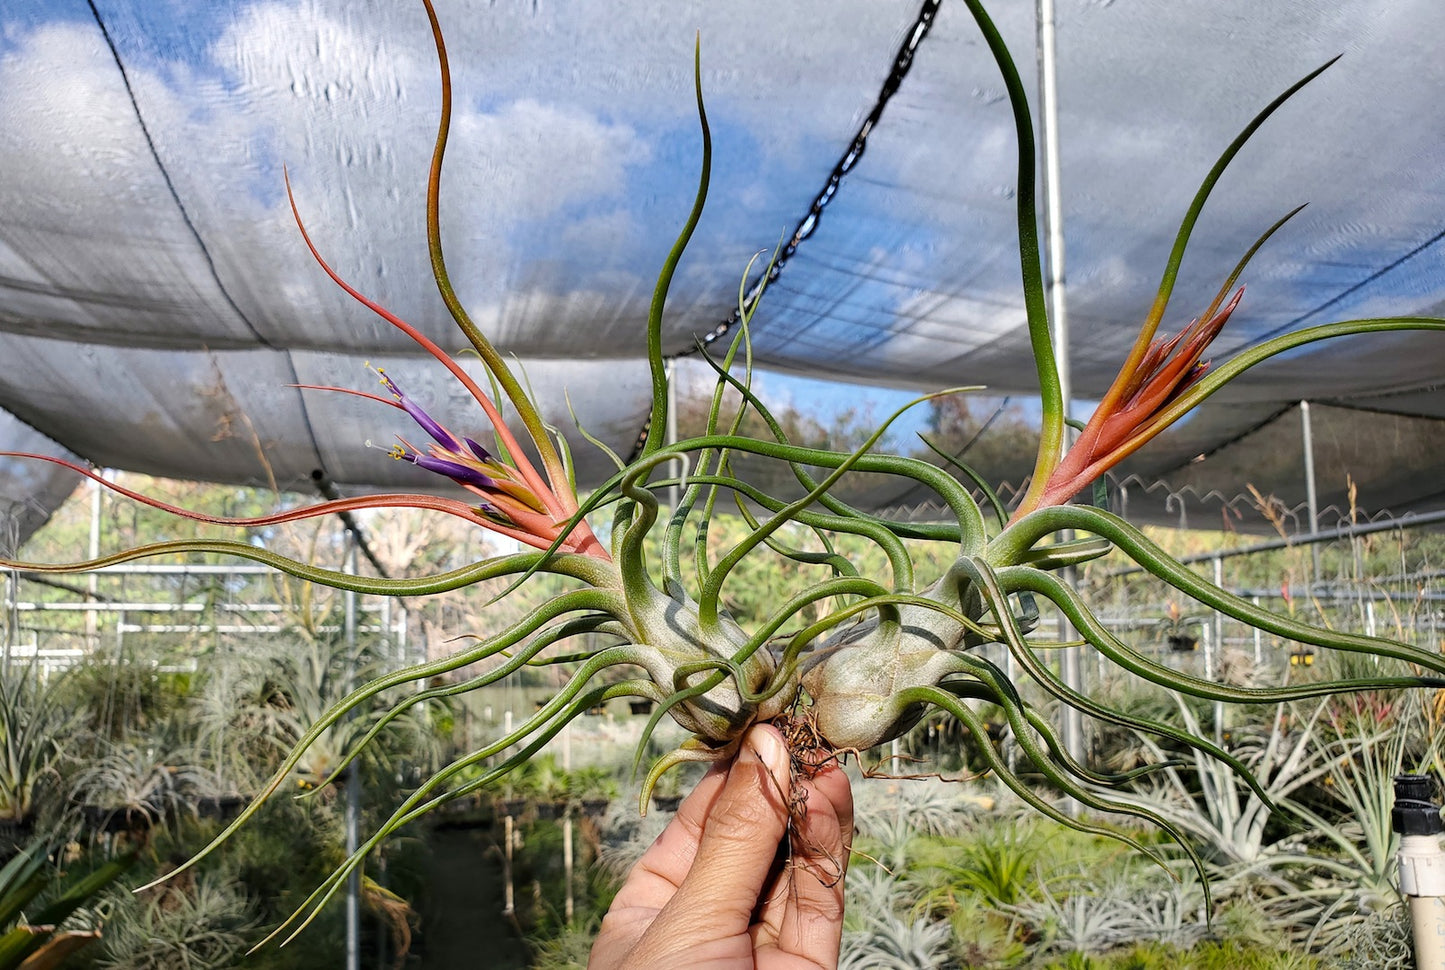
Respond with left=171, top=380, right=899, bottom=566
left=6, top=0, right=1445, bottom=959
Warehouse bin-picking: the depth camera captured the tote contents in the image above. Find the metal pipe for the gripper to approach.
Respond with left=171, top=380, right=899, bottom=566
left=1211, top=557, right=1225, bottom=742
left=86, top=473, right=102, bottom=643
left=1251, top=596, right=1263, bottom=666
left=343, top=534, right=361, bottom=970
left=3, top=567, right=17, bottom=674
left=1299, top=401, right=1322, bottom=582
left=502, top=813, right=516, bottom=917
left=1105, top=508, right=1445, bottom=575
left=665, top=359, right=680, bottom=515
left=1038, top=0, right=1068, bottom=396
left=563, top=721, right=574, bottom=924
left=1036, top=0, right=1084, bottom=786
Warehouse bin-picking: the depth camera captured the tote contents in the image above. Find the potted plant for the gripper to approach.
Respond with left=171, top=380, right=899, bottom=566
left=72, top=739, right=198, bottom=837
left=0, top=664, right=71, bottom=858
left=1158, top=601, right=1200, bottom=653
left=649, top=768, right=685, bottom=814
left=522, top=757, right=570, bottom=820
left=570, top=767, right=618, bottom=819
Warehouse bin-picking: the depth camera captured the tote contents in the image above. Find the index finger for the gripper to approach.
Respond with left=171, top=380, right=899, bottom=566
left=605, top=758, right=731, bottom=910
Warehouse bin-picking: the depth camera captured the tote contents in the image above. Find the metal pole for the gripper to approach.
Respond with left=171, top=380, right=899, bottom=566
left=562, top=722, right=575, bottom=924
left=343, top=533, right=361, bottom=970
left=2, top=512, right=15, bottom=673
left=1107, top=507, right=1445, bottom=574
left=665, top=359, right=681, bottom=514
left=1038, top=0, right=1069, bottom=388
left=1251, top=596, right=1263, bottom=667
left=1212, top=557, right=1225, bottom=744
left=1037, top=0, right=1084, bottom=779
left=1299, top=401, right=1321, bottom=582
left=3, top=568, right=14, bottom=675
left=86, top=473, right=102, bottom=646
left=398, top=607, right=409, bottom=666
left=502, top=814, right=516, bottom=917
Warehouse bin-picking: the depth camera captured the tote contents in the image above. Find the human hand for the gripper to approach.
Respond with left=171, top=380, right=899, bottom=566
left=589, top=724, right=853, bottom=970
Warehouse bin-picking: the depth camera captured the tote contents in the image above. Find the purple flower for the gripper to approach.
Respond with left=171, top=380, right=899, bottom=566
left=464, top=437, right=492, bottom=463
left=401, top=452, right=497, bottom=491
left=378, top=369, right=461, bottom=453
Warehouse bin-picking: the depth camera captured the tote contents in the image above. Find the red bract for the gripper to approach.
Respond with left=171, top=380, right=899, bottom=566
left=1021, top=287, right=1244, bottom=518
left=284, top=174, right=608, bottom=560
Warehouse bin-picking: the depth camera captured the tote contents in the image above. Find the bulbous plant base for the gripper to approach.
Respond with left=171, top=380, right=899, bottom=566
left=772, top=709, right=838, bottom=783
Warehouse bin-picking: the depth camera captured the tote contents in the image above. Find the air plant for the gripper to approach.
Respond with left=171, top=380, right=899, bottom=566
left=5, top=0, right=1445, bottom=948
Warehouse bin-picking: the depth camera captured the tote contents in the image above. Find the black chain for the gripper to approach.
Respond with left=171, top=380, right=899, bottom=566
left=626, top=0, right=943, bottom=462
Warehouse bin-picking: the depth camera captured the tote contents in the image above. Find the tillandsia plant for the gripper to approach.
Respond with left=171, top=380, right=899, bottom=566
left=7, top=0, right=1445, bottom=945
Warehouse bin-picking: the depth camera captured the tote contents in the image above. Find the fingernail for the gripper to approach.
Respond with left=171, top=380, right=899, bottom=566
left=742, top=725, right=787, bottom=775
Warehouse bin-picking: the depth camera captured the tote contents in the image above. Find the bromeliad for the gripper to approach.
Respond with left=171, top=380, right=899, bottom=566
left=1024, top=287, right=1244, bottom=517
left=6, top=0, right=1445, bottom=948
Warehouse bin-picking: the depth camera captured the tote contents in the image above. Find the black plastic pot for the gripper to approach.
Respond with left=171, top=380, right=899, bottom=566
left=0, top=816, right=34, bottom=861
left=629, top=700, right=654, bottom=716
left=195, top=795, right=247, bottom=821
left=81, top=804, right=154, bottom=835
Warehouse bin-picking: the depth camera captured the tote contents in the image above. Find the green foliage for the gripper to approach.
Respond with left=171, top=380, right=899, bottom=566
left=0, top=664, right=71, bottom=826
left=920, top=820, right=1053, bottom=907
left=1037, top=941, right=1322, bottom=970
left=94, top=873, right=255, bottom=970
left=920, top=394, right=1041, bottom=506
left=0, top=841, right=135, bottom=970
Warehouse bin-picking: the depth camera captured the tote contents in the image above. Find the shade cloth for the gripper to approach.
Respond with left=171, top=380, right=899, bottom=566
left=3, top=0, right=1443, bottom=544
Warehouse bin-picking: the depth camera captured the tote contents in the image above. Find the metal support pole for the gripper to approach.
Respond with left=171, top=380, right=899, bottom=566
left=1200, top=621, right=1213, bottom=684
left=1299, top=401, right=1321, bottom=582
left=1037, top=0, right=1084, bottom=785
left=665, top=359, right=681, bottom=514
left=502, top=814, right=516, bottom=917
left=562, top=721, right=575, bottom=924
left=398, top=607, right=409, bottom=666
left=1038, top=0, right=1068, bottom=383
left=1212, top=557, right=1225, bottom=743
left=343, top=534, right=361, bottom=970
left=1251, top=596, right=1263, bottom=667
left=3, top=568, right=14, bottom=675
left=86, top=474, right=102, bottom=645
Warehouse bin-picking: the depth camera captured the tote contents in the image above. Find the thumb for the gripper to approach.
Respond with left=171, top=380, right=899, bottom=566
left=664, top=725, right=792, bottom=929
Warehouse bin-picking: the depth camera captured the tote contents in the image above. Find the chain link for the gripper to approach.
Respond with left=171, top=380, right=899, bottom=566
left=627, top=0, right=943, bottom=461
